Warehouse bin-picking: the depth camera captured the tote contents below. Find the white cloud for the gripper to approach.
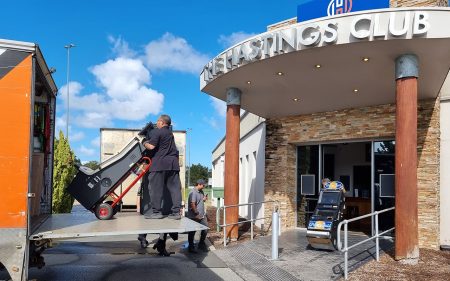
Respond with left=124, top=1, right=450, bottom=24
left=74, top=112, right=113, bottom=128
left=210, top=96, right=226, bottom=118
left=79, top=145, right=96, bottom=156
left=203, top=116, right=221, bottom=130
left=90, top=137, right=100, bottom=147
left=143, top=32, right=210, bottom=74
left=218, top=31, right=257, bottom=48
left=59, top=81, right=84, bottom=101
left=70, top=131, right=85, bottom=142
left=55, top=115, right=67, bottom=135
left=59, top=57, right=164, bottom=128
left=108, top=35, right=137, bottom=58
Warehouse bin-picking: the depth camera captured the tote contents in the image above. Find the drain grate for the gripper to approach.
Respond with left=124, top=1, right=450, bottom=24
left=223, top=244, right=300, bottom=281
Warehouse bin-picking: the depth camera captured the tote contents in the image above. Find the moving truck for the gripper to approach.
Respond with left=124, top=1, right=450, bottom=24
left=0, top=39, right=205, bottom=281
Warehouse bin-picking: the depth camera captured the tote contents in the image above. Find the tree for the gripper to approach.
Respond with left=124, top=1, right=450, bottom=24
left=186, top=163, right=209, bottom=187
left=52, top=131, right=78, bottom=213
left=83, top=160, right=100, bottom=170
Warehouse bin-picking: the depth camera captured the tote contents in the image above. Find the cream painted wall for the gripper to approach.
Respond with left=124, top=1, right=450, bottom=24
left=211, top=112, right=266, bottom=226
left=440, top=100, right=450, bottom=246
left=238, top=123, right=266, bottom=226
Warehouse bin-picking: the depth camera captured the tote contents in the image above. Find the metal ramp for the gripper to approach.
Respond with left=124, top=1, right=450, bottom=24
left=30, top=212, right=207, bottom=240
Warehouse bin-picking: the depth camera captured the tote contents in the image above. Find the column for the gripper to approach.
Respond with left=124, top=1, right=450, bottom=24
left=395, top=54, right=419, bottom=262
left=224, top=87, right=241, bottom=241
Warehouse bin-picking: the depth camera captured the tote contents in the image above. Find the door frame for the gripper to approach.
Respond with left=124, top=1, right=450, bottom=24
left=296, top=138, right=395, bottom=234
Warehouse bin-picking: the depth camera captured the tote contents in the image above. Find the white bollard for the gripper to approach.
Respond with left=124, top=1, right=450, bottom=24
left=272, top=211, right=279, bottom=260
left=278, top=212, right=281, bottom=236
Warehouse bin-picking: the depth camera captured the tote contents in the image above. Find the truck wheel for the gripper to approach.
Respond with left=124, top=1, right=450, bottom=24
left=95, top=203, right=113, bottom=220
left=105, top=201, right=120, bottom=216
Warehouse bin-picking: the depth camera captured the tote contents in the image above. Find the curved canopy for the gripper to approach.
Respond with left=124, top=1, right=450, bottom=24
left=200, top=8, right=450, bottom=118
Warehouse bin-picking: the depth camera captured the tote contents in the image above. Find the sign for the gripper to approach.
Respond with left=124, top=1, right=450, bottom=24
left=308, top=220, right=332, bottom=230
left=297, top=0, right=390, bottom=22
left=202, top=10, right=431, bottom=84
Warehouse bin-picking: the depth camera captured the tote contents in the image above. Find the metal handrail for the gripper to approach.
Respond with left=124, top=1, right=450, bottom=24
left=337, top=207, right=395, bottom=280
left=216, top=200, right=280, bottom=246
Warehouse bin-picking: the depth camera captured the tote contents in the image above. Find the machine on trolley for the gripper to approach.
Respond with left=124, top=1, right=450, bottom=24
left=306, top=181, right=346, bottom=250
left=67, top=137, right=151, bottom=220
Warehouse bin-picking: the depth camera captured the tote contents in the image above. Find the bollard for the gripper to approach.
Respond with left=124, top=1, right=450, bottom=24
left=217, top=198, right=221, bottom=232
left=278, top=212, right=281, bottom=236
left=272, top=211, right=279, bottom=260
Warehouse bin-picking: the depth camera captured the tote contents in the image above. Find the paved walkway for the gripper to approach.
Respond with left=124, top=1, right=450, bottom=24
left=214, top=229, right=394, bottom=281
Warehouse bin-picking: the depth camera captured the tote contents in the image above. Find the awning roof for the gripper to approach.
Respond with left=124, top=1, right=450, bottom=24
left=200, top=8, right=450, bottom=118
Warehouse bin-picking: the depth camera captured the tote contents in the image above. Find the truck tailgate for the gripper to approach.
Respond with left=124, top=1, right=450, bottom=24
left=30, top=212, right=207, bottom=240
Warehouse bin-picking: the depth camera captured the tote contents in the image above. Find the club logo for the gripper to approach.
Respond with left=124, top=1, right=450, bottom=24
left=327, top=0, right=353, bottom=16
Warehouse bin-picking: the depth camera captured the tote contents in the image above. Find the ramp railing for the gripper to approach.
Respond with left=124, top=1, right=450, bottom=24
left=216, top=200, right=280, bottom=249
left=337, top=207, right=395, bottom=280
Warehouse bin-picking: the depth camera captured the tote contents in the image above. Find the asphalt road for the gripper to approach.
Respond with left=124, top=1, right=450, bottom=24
left=0, top=234, right=242, bottom=281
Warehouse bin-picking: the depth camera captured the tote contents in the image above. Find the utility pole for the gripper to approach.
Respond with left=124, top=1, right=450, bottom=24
left=64, top=43, right=75, bottom=140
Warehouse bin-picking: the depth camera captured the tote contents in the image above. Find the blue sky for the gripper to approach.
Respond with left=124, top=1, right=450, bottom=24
left=0, top=0, right=301, bottom=167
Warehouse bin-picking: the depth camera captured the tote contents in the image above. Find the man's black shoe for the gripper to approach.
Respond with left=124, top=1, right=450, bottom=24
left=145, top=212, right=164, bottom=219
left=188, top=245, right=198, bottom=253
left=153, top=238, right=171, bottom=256
left=198, top=242, right=209, bottom=252
left=168, top=213, right=181, bottom=220
left=138, top=237, right=149, bottom=249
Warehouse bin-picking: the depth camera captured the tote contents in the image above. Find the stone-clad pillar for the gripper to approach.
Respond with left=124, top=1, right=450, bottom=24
left=395, top=54, right=419, bottom=262
left=224, top=87, right=241, bottom=240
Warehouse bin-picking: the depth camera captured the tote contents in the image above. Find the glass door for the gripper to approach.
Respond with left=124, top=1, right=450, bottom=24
left=296, top=145, right=319, bottom=227
left=373, top=141, right=395, bottom=233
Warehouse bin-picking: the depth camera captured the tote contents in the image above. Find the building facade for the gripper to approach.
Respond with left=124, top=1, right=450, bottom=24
left=100, top=128, right=186, bottom=207
left=203, top=1, right=450, bottom=256
left=212, top=112, right=266, bottom=225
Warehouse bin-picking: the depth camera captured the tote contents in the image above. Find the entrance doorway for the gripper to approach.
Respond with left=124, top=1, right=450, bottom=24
left=296, top=140, right=395, bottom=234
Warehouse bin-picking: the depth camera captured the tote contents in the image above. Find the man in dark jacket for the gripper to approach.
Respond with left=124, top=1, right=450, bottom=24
left=143, top=114, right=182, bottom=219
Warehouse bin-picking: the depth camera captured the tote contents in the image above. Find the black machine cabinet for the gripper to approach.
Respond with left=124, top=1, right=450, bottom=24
left=67, top=138, right=145, bottom=212
left=306, top=181, right=346, bottom=250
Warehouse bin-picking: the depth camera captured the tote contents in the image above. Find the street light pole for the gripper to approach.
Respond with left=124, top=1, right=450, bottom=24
left=64, top=43, right=75, bottom=140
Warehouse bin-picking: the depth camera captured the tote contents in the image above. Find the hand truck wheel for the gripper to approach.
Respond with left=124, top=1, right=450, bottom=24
left=105, top=200, right=120, bottom=216
left=95, top=203, right=114, bottom=220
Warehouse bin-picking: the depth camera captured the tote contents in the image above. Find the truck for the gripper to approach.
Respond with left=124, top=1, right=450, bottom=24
left=0, top=39, right=206, bottom=281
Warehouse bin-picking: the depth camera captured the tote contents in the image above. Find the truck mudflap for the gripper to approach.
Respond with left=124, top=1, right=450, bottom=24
left=30, top=212, right=207, bottom=241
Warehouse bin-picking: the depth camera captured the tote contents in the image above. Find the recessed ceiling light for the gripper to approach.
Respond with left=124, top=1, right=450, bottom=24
left=353, top=89, right=359, bottom=93
left=247, top=81, right=251, bottom=85
left=315, top=64, right=322, bottom=68
left=293, top=98, right=299, bottom=102
left=362, top=57, right=370, bottom=62
left=277, top=72, right=284, bottom=76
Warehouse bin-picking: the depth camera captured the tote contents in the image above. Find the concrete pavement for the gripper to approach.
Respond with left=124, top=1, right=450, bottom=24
left=0, top=234, right=243, bottom=281
left=214, top=229, right=394, bottom=281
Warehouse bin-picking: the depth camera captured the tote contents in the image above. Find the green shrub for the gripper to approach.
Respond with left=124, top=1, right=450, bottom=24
left=52, top=131, right=78, bottom=213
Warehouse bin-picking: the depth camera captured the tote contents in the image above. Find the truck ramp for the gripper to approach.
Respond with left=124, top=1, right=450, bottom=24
left=30, top=212, right=207, bottom=241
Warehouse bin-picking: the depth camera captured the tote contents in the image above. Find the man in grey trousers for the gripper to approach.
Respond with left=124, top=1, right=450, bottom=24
left=187, top=179, right=209, bottom=253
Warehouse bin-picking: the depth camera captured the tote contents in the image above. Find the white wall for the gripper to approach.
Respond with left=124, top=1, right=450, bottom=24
left=211, top=112, right=266, bottom=226
left=440, top=100, right=450, bottom=246
left=238, top=123, right=266, bottom=226
left=211, top=120, right=266, bottom=227
left=212, top=156, right=224, bottom=188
